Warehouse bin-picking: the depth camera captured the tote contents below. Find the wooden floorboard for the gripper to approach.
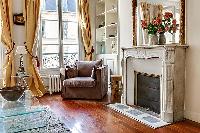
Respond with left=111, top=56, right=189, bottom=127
left=38, top=94, right=200, bottom=133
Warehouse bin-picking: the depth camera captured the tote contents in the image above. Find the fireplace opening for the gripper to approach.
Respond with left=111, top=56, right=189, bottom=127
left=135, top=72, right=160, bottom=114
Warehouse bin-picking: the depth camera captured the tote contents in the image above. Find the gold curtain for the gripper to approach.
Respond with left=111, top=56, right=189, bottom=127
left=0, top=0, right=16, bottom=87
left=79, top=0, right=93, bottom=61
left=24, top=0, right=46, bottom=97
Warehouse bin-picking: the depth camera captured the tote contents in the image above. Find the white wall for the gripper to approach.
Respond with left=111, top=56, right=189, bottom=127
left=119, top=0, right=133, bottom=48
left=185, top=0, right=200, bottom=123
left=12, top=0, right=26, bottom=71
left=119, top=0, right=133, bottom=73
left=13, top=0, right=25, bottom=46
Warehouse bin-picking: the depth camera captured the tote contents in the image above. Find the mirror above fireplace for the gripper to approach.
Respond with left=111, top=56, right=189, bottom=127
left=132, top=0, right=185, bottom=46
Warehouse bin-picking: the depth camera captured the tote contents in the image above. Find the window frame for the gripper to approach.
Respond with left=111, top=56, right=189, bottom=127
left=39, top=0, right=79, bottom=72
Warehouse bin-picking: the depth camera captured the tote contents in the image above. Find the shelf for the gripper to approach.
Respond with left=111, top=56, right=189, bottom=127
left=106, top=36, right=118, bottom=40
left=106, top=23, right=117, bottom=28
left=97, top=0, right=105, bottom=4
left=106, top=8, right=117, bottom=14
left=96, top=23, right=117, bottom=30
left=96, top=53, right=118, bottom=56
left=96, top=26, right=105, bottom=31
left=96, top=40, right=105, bottom=43
left=96, top=12, right=105, bottom=17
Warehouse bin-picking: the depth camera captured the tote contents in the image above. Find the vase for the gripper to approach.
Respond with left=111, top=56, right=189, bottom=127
left=111, top=40, right=117, bottom=54
left=149, top=34, right=158, bottom=45
left=100, top=43, right=105, bottom=54
left=158, top=33, right=166, bottom=45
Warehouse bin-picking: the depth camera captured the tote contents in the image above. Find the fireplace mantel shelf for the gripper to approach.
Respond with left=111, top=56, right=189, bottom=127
left=122, top=44, right=189, bottom=50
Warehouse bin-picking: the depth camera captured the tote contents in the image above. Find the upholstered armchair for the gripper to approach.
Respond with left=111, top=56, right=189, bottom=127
left=60, top=60, right=108, bottom=99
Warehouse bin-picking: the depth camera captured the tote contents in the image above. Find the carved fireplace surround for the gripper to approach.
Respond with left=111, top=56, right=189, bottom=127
left=122, top=44, right=188, bottom=123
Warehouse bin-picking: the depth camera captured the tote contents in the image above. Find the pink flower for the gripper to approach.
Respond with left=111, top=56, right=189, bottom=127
left=141, top=20, right=147, bottom=29
left=164, top=12, right=173, bottom=20
left=152, top=18, right=162, bottom=25
left=156, top=18, right=162, bottom=25
left=158, top=27, right=163, bottom=33
left=165, top=26, right=169, bottom=32
left=172, top=27, right=177, bottom=33
left=172, top=19, right=176, bottom=25
left=172, top=25, right=178, bottom=33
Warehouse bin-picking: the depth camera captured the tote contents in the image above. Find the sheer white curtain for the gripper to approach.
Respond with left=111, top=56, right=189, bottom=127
left=0, top=19, right=5, bottom=87
left=0, top=45, right=5, bottom=77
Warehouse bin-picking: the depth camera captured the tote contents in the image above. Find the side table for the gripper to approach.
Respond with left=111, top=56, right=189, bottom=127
left=111, top=75, right=122, bottom=103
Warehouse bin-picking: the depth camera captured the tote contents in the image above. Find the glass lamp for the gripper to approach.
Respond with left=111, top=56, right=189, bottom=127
left=16, top=46, right=27, bottom=76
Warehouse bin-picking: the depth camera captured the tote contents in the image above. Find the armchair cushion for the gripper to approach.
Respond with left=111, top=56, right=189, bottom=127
left=66, top=66, right=78, bottom=78
left=63, top=77, right=95, bottom=88
left=76, top=60, right=102, bottom=77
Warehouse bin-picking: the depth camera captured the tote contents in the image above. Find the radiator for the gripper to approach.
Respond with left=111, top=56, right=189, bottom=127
left=48, top=75, right=61, bottom=94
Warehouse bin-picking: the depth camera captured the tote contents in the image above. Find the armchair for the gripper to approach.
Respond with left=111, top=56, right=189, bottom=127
left=60, top=60, right=108, bottom=99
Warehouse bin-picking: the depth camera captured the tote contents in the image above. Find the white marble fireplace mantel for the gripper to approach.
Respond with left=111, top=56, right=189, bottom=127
left=121, top=44, right=188, bottom=123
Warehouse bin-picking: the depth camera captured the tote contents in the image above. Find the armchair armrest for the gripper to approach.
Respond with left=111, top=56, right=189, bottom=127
left=60, top=68, right=66, bottom=81
left=95, top=65, right=108, bottom=97
left=60, top=66, right=78, bottom=80
left=96, top=65, right=108, bottom=79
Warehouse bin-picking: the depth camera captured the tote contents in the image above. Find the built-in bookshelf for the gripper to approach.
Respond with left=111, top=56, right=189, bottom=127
left=95, top=0, right=118, bottom=74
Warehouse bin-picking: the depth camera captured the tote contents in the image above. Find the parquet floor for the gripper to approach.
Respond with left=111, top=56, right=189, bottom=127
left=39, top=94, right=200, bottom=133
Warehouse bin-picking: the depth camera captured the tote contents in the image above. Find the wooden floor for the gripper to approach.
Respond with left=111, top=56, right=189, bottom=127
left=39, top=94, right=200, bottom=133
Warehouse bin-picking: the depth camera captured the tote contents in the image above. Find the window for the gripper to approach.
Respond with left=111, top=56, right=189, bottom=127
left=40, top=0, right=78, bottom=69
left=45, top=0, right=57, bottom=11
left=62, top=0, right=76, bottom=12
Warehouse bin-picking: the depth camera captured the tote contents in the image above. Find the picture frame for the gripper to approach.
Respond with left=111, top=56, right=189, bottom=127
left=13, top=13, right=25, bottom=25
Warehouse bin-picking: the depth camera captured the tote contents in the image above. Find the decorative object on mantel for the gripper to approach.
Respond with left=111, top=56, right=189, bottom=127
left=158, top=12, right=179, bottom=45
left=158, top=33, right=166, bottom=45
left=107, top=103, right=170, bottom=129
left=149, top=34, right=158, bottom=45
left=141, top=12, right=179, bottom=45
left=13, top=13, right=25, bottom=25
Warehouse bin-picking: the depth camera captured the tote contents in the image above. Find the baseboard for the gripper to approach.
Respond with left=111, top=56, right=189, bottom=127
left=184, top=110, right=200, bottom=123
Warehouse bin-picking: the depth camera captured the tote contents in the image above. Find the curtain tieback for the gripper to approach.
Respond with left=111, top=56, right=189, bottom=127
left=24, top=42, right=40, bottom=68
left=85, top=46, right=94, bottom=55
left=5, top=42, right=15, bottom=55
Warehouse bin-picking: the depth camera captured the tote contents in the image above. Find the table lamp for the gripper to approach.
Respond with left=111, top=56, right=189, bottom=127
left=16, top=46, right=27, bottom=76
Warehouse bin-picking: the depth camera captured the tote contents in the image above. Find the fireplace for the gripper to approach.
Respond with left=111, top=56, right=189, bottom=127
left=122, top=45, right=188, bottom=122
left=135, top=72, right=160, bottom=114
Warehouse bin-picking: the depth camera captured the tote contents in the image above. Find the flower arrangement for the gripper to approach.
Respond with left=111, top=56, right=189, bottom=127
left=141, top=12, right=179, bottom=35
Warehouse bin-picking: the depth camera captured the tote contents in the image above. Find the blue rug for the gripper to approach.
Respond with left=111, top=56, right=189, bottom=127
left=107, top=103, right=170, bottom=129
left=0, top=106, right=71, bottom=133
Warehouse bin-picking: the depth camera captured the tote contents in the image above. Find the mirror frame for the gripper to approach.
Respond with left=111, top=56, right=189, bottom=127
left=132, top=0, right=185, bottom=46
